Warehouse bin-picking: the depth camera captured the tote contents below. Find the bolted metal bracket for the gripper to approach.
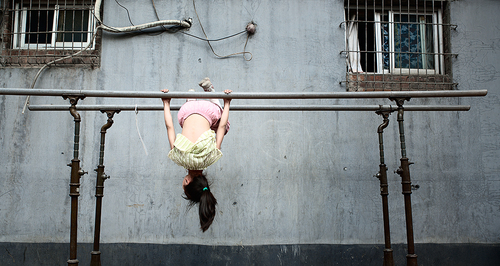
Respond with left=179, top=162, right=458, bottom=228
left=395, top=167, right=403, bottom=176
left=389, top=97, right=411, bottom=108
left=376, top=109, right=393, bottom=118
left=93, top=170, right=110, bottom=181
left=101, top=109, right=121, bottom=118
left=100, top=110, right=121, bottom=132
left=395, top=162, right=414, bottom=176
left=62, top=95, right=86, bottom=106
left=78, top=168, right=88, bottom=177
left=376, top=107, right=394, bottom=134
left=102, top=174, right=110, bottom=180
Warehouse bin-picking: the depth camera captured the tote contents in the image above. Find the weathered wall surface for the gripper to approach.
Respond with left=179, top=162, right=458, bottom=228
left=0, top=0, right=499, bottom=256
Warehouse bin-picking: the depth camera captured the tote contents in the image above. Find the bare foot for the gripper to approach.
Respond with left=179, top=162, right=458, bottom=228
left=199, top=77, right=214, bottom=92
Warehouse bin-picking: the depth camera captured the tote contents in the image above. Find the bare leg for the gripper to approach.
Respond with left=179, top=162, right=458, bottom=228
left=186, top=89, right=196, bottom=102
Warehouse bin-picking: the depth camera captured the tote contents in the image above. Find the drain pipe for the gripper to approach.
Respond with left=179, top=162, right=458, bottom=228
left=375, top=109, right=394, bottom=266
left=90, top=110, right=120, bottom=266
left=64, top=96, right=87, bottom=266
left=392, top=97, right=418, bottom=266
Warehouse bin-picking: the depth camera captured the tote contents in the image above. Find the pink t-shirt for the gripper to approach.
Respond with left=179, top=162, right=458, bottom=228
left=177, top=100, right=230, bottom=134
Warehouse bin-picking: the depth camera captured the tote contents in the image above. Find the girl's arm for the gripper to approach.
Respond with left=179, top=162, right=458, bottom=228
left=162, top=89, right=176, bottom=150
left=216, top=90, right=232, bottom=149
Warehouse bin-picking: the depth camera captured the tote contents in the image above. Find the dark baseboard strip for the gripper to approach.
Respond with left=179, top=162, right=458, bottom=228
left=1, top=242, right=499, bottom=265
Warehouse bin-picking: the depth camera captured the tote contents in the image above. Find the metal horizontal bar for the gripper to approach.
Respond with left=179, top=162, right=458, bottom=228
left=0, top=88, right=488, bottom=99
left=27, top=105, right=471, bottom=112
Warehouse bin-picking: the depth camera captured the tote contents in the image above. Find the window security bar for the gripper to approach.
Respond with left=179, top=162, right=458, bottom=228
left=343, top=0, right=452, bottom=80
left=340, top=50, right=458, bottom=57
left=339, top=20, right=458, bottom=30
left=0, top=0, right=99, bottom=67
left=338, top=80, right=459, bottom=87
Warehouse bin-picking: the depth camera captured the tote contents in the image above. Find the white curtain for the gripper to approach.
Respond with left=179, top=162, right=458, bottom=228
left=347, top=15, right=363, bottom=73
left=419, top=16, right=428, bottom=69
left=374, top=12, right=383, bottom=73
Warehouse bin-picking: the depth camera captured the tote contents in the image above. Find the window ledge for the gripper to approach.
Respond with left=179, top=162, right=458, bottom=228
left=1, top=49, right=100, bottom=68
left=346, top=73, right=454, bottom=92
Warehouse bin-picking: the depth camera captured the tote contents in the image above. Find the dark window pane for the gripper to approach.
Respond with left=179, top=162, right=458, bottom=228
left=394, top=14, right=434, bottom=70
left=25, top=10, right=54, bottom=44
left=57, top=9, right=89, bottom=43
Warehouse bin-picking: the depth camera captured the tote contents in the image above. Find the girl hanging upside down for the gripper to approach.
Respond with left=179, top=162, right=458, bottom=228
left=161, top=77, right=232, bottom=232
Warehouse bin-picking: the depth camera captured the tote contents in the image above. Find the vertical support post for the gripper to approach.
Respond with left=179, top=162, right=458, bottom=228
left=91, top=110, right=120, bottom=266
left=64, top=96, right=87, bottom=266
left=375, top=109, right=394, bottom=266
left=392, top=97, right=418, bottom=266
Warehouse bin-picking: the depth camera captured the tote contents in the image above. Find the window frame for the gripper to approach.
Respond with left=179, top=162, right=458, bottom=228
left=13, top=3, right=95, bottom=50
left=385, top=10, right=444, bottom=75
left=345, top=3, right=447, bottom=76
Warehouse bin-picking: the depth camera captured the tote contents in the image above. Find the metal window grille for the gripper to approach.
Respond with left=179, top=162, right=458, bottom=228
left=343, top=0, right=456, bottom=91
left=1, top=0, right=100, bottom=67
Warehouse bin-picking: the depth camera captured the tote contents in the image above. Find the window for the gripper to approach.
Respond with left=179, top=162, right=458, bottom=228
left=1, top=1, right=100, bottom=67
left=344, top=0, right=454, bottom=91
left=15, top=4, right=93, bottom=49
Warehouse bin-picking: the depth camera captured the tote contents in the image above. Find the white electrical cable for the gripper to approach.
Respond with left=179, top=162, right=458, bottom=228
left=22, top=31, right=99, bottom=114
left=94, top=0, right=191, bottom=33
left=135, top=104, right=149, bottom=156
left=99, top=20, right=191, bottom=33
left=23, top=1, right=192, bottom=114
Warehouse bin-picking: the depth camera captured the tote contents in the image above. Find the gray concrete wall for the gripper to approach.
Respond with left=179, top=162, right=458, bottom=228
left=0, top=0, right=499, bottom=251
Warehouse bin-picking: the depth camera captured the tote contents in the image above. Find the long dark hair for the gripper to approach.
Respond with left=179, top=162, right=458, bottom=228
left=183, top=173, right=217, bottom=232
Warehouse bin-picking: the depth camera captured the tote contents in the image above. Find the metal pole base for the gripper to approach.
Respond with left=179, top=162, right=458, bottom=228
left=384, top=249, right=394, bottom=266
left=90, top=251, right=101, bottom=266
left=67, top=259, right=79, bottom=265
left=407, top=254, right=418, bottom=266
